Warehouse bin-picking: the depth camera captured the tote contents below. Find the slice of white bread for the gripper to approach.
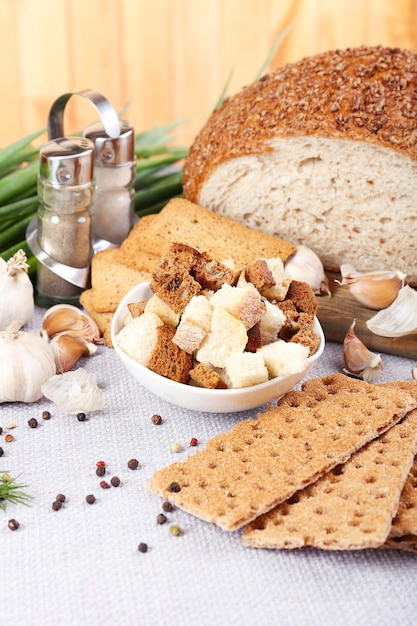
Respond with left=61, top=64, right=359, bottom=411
left=182, top=45, right=417, bottom=284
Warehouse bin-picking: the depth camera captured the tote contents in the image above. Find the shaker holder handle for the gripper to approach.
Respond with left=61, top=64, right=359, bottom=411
left=47, top=88, right=121, bottom=140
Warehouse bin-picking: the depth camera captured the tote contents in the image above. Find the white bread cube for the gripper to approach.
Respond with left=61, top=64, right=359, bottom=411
left=260, top=258, right=292, bottom=301
left=172, top=294, right=213, bottom=353
left=144, top=293, right=180, bottom=327
left=115, top=312, right=163, bottom=365
left=210, top=283, right=265, bottom=330
left=225, top=352, right=269, bottom=388
left=196, top=306, right=247, bottom=368
left=259, top=340, right=309, bottom=377
left=260, top=299, right=286, bottom=344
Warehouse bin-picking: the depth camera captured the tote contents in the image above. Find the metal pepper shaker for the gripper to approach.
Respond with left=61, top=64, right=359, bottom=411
left=83, top=119, right=136, bottom=246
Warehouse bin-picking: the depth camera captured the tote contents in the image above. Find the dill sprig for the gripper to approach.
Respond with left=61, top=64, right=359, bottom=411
left=0, top=473, right=32, bottom=510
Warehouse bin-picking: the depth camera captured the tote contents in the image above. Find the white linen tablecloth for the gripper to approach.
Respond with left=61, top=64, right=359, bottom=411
left=2, top=306, right=417, bottom=626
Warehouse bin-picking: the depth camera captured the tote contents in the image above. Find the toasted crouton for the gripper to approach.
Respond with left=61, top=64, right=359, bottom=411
left=210, top=283, right=266, bottom=330
left=196, top=306, right=247, bottom=368
left=146, top=324, right=193, bottom=383
left=259, top=340, right=309, bottom=377
left=189, top=363, right=227, bottom=389
left=225, top=352, right=269, bottom=388
left=260, top=258, right=292, bottom=301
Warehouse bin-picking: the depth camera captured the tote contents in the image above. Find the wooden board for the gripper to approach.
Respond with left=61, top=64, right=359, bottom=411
left=317, top=272, right=417, bottom=360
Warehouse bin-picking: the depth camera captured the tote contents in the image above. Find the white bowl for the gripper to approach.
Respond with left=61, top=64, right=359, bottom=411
left=111, top=283, right=325, bottom=413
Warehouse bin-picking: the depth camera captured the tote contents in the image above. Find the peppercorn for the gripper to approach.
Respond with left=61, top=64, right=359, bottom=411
left=1, top=473, right=10, bottom=482
left=190, top=437, right=198, bottom=446
left=77, top=412, right=86, bottom=422
left=28, top=418, right=38, bottom=429
left=127, top=458, right=139, bottom=470
left=8, top=519, right=19, bottom=531
left=162, top=501, right=175, bottom=513
left=85, top=494, right=96, bottom=505
left=138, top=542, right=148, bottom=553
left=171, top=442, right=182, bottom=453
left=42, top=411, right=51, bottom=420
left=96, top=460, right=106, bottom=467
left=168, top=481, right=181, bottom=493
left=100, top=480, right=110, bottom=489
left=0, top=426, right=3, bottom=435
left=96, top=465, right=106, bottom=477
left=157, top=513, right=168, bottom=525
left=151, top=414, right=162, bottom=425
left=169, top=524, right=181, bottom=536
left=5, top=434, right=14, bottom=443
left=56, top=493, right=66, bottom=503
left=0, top=447, right=4, bottom=458
left=52, top=500, right=62, bottom=511
left=110, top=476, right=120, bottom=487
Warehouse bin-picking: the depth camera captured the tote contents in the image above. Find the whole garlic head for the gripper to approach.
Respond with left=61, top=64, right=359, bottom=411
left=285, top=245, right=331, bottom=296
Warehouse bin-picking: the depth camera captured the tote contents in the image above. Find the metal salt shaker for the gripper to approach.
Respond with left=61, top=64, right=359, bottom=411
left=83, top=119, right=136, bottom=246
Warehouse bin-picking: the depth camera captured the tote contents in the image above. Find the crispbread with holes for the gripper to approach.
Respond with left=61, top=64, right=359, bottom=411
left=383, top=458, right=417, bottom=553
left=147, top=374, right=416, bottom=531
left=242, top=409, right=417, bottom=550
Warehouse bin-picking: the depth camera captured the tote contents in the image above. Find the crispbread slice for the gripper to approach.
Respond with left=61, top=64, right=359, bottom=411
left=383, top=458, right=417, bottom=553
left=147, top=374, right=416, bottom=531
left=124, top=198, right=296, bottom=266
left=242, top=410, right=417, bottom=550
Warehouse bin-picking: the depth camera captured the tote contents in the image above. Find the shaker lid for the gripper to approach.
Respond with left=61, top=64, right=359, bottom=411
left=39, top=137, right=95, bottom=185
left=83, top=120, right=135, bottom=165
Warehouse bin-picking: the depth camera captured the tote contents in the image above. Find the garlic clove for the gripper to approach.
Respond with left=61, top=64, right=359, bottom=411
left=41, top=368, right=105, bottom=414
left=41, top=304, right=103, bottom=344
left=343, top=319, right=384, bottom=383
left=412, top=364, right=417, bottom=380
left=284, top=245, right=331, bottom=296
left=366, top=285, right=417, bottom=337
left=50, top=333, right=97, bottom=374
left=337, top=264, right=405, bottom=310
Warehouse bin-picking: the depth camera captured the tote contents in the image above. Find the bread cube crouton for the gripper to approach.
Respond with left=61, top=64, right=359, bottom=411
left=127, top=301, right=147, bottom=318
left=196, top=306, right=247, bottom=368
left=150, top=243, right=202, bottom=291
left=172, top=294, right=213, bottom=353
left=144, top=293, right=181, bottom=327
left=115, top=312, right=163, bottom=365
left=225, top=352, right=269, bottom=388
left=284, top=280, right=318, bottom=315
left=243, top=258, right=276, bottom=292
left=245, top=321, right=262, bottom=353
left=146, top=325, right=193, bottom=383
left=155, top=269, right=201, bottom=314
left=260, top=258, right=292, bottom=301
left=189, top=362, right=227, bottom=389
left=210, top=283, right=266, bottom=330
left=258, top=340, right=309, bottom=378
left=260, top=299, right=286, bottom=344
left=193, top=252, right=238, bottom=291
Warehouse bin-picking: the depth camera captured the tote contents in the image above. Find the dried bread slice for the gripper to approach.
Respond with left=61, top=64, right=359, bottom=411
left=383, top=459, right=417, bottom=553
left=147, top=374, right=416, bottom=531
left=79, top=289, right=114, bottom=347
left=242, top=408, right=417, bottom=550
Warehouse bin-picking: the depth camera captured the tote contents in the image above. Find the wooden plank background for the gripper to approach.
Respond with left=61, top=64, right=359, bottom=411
left=1, top=0, right=417, bottom=149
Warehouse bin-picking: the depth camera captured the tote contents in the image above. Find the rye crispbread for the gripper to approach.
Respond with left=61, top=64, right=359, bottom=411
left=147, top=374, right=416, bottom=531
left=242, top=409, right=417, bottom=550
left=383, top=459, right=417, bottom=553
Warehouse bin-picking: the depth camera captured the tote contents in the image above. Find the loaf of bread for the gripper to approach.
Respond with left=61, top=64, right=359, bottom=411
left=182, top=45, right=417, bottom=285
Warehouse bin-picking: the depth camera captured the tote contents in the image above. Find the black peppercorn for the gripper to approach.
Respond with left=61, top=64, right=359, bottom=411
left=162, top=501, right=175, bottom=513
left=138, top=542, right=148, bottom=553
left=100, top=480, right=110, bottom=489
left=151, top=414, right=162, bottom=425
left=56, top=493, right=66, bottom=503
left=8, top=519, right=19, bottom=531
left=0, top=447, right=4, bottom=458
left=85, top=494, right=96, bottom=505
left=52, top=500, right=62, bottom=511
left=77, top=412, right=86, bottom=422
left=42, top=411, right=51, bottom=420
left=96, top=465, right=106, bottom=477
left=0, top=426, right=3, bottom=435
left=110, top=476, right=120, bottom=487
left=157, top=513, right=168, bottom=525
left=168, top=481, right=181, bottom=493
left=127, top=458, right=139, bottom=470
left=28, top=418, right=38, bottom=429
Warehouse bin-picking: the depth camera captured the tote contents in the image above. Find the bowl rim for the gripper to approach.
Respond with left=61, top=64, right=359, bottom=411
left=110, top=281, right=325, bottom=398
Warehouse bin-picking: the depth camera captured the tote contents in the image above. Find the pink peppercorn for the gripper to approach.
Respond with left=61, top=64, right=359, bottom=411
left=190, top=437, right=198, bottom=447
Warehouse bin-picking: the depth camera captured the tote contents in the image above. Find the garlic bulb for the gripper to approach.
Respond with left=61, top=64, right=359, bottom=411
left=41, top=304, right=103, bottom=343
left=41, top=368, right=104, bottom=414
left=0, top=320, right=56, bottom=403
left=343, top=319, right=383, bottom=383
left=338, top=264, right=405, bottom=310
left=0, top=249, right=34, bottom=330
left=366, top=285, right=417, bottom=337
left=50, top=334, right=97, bottom=374
left=285, top=245, right=331, bottom=295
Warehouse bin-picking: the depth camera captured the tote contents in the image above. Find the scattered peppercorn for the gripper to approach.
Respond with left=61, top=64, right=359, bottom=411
left=56, top=493, right=66, bottom=503
left=28, top=418, right=38, bottom=429
left=190, top=437, right=198, bottom=446
left=127, top=458, right=139, bottom=470
left=0, top=426, right=3, bottom=435
left=85, top=494, right=96, bottom=505
left=0, top=447, right=4, bottom=458
left=8, top=519, right=19, bottom=531
left=52, top=500, right=62, bottom=511
left=162, top=501, right=175, bottom=513
left=151, top=414, right=162, bottom=425
left=100, top=480, right=110, bottom=489
left=157, top=513, right=168, bottom=525
left=42, top=411, right=51, bottom=420
left=171, top=442, right=182, bottom=453
left=138, top=542, right=148, bottom=553
left=168, top=481, right=181, bottom=493
left=169, top=524, right=181, bottom=536
left=96, top=465, right=106, bottom=477
left=5, top=434, right=14, bottom=443
left=110, top=476, right=120, bottom=487
left=77, top=412, right=86, bottom=422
